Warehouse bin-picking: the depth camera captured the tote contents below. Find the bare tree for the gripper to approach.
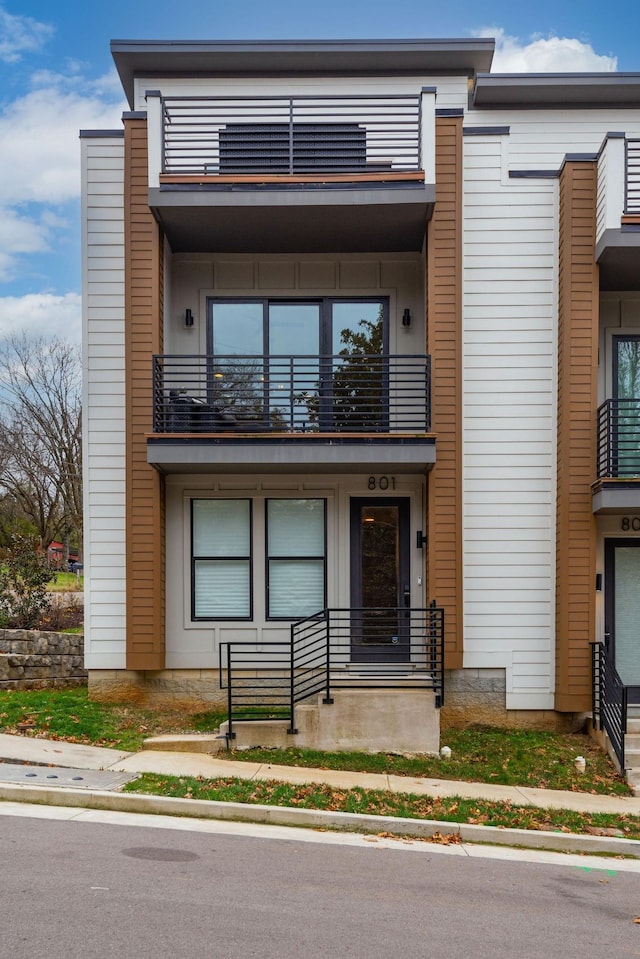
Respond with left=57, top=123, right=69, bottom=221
left=0, top=334, right=82, bottom=556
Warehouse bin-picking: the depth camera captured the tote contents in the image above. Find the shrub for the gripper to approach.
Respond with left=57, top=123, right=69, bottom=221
left=0, top=533, right=52, bottom=628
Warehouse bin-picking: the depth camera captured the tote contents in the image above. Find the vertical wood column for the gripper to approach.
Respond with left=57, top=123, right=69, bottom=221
left=427, top=115, right=463, bottom=668
left=555, top=161, right=599, bottom=711
left=124, top=117, right=166, bottom=670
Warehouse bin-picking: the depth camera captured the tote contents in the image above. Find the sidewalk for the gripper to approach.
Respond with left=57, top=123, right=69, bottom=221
left=0, top=731, right=638, bottom=816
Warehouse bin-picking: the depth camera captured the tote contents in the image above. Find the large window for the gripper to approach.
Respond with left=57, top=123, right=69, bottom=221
left=190, top=497, right=326, bottom=622
left=191, top=499, right=252, bottom=620
left=208, top=298, right=388, bottom=431
left=266, top=499, right=326, bottom=619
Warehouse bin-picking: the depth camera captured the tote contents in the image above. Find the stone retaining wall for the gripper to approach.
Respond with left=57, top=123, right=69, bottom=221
left=0, top=630, right=87, bottom=690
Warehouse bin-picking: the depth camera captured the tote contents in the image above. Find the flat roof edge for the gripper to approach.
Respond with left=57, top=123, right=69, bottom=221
left=111, top=38, right=495, bottom=107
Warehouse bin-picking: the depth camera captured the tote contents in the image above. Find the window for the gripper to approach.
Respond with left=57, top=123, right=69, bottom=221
left=208, top=298, right=388, bottom=431
left=266, top=499, right=326, bottom=619
left=191, top=499, right=252, bottom=620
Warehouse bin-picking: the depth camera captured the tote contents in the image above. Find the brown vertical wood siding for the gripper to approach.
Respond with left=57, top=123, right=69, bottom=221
left=124, top=118, right=166, bottom=670
left=555, top=161, right=598, bottom=711
left=427, top=116, right=463, bottom=668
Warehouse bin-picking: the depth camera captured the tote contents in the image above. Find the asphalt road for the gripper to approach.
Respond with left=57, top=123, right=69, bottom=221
left=3, top=811, right=640, bottom=959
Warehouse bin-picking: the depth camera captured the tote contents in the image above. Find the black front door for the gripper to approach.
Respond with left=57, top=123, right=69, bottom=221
left=605, top=538, right=640, bottom=701
left=350, top=497, right=411, bottom=663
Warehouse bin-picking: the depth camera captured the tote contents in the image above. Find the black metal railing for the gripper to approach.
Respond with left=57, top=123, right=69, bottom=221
left=219, top=604, right=444, bottom=741
left=153, top=354, right=431, bottom=434
left=597, top=398, right=640, bottom=478
left=593, top=640, right=628, bottom=769
left=625, top=138, right=640, bottom=214
left=159, top=94, right=422, bottom=176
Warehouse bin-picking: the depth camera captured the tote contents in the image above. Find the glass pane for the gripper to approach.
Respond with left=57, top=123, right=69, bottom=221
left=193, top=500, right=250, bottom=557
left=269, top=303, right=319, bottom=356
left=615, top=338, right=640, bottom=476
left=268, top=499, right=325, bottom=557
left=360, top=506, right=399, bottom=608
left=194, top=560, right=250, bottom=618
left=615, top=547, right=640, bottom=685
left=331, top=302, right=385, bottom=431
left=211, top=303, right=264, bottom=418
left=360, top=505, right=399, bottom=644
left=268, top=304, right=320, bottom=429
left=212, top=302, right=263, bottom=356
left=269, top=559, right=324, bottom=618
left=332, top=301, right=383, bottom=355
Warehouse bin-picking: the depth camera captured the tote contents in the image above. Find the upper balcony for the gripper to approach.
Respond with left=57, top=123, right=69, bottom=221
left=593, top=398, right=640, bottom=511
left=147, top=352, right=435, bottom=474
left=145, top=90, right=436, bottom=254
left=596, top=134, right=640, bottom=290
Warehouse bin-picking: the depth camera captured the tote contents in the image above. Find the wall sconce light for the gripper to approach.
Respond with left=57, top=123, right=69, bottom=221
left=402, top=308, right=412, bottom=329
left=184, top=308, right=194, bottom=328
left=595, top=572, right=603, bottom=592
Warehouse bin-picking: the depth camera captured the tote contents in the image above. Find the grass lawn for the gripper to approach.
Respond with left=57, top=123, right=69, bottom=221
left=230, top=727, right=631, bottom=796
left=0, top=688, right=225, bottom=752
left=47, top=572, right=84, bottom=592
left=0, top=688, right=629, bottom=796
left=123, top=773, right=640, bottom=841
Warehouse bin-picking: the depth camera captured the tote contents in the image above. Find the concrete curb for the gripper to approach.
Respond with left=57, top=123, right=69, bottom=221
left=0, top=780, right=638, bottom=857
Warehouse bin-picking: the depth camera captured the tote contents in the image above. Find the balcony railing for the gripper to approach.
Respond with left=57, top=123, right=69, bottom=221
left=626, top=138, right=640, bottom=214
left=153, top=354, right=431, bottom=434
left=158, top=94, right=422, bottom=177
left=597, top=398, right=640, bottom=478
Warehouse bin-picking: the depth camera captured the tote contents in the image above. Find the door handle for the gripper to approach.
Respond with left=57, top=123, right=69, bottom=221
left=403, top=585, right=410, bottom=609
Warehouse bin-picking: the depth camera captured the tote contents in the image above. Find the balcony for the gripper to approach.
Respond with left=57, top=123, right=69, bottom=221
left=147, top=353, right=435, bottom=474
left=596, top=135, right=640, bottom=290
left=145, top=91, right=435, bottom=253
left=593, top=398, right=640, bottom=511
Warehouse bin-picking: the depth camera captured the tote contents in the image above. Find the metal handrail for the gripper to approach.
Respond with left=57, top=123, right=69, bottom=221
left=219, top=604, right=445, bottom=740
left=593, top=641, right=628, bottom=769
left=153, top=353, right=431, bottom=434
left=626, top=138, right=640, bottom=215
left=159, top=93, right=422, bottom=176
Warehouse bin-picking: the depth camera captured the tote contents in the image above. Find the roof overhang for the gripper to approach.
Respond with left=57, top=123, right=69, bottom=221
left=592, top=480, right=640, bottom=513
left=147, top=435, right=436, bottom=474
left=111, top=38, right=495, bottom=108
left=473, top=73, right=640, bottom=109
left=149, top=183, right=434, bottom=253
left=596, top=228, right=640, bottom=291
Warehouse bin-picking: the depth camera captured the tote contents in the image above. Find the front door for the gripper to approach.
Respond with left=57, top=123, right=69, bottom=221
left=604, top=539, right=640, bottom=698
left=350, top=497, right=411, bottom=663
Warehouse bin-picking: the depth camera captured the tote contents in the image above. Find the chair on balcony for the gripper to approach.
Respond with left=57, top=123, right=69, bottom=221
left=167, top=390, right=237, bottom=432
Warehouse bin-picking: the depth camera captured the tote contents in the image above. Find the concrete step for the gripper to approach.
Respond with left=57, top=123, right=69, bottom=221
left=142, top=733, right=225, bottom=754
left=626, top=720, right=640, bottom=734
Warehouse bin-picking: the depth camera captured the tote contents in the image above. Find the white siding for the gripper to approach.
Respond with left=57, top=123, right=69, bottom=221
left=462, top=130, right=556, bottom=710
left=81, top=134, right=127, bottom=669
left=461, top=111, right=640, bottom=709
left=132, top=74, right=468, bottom=110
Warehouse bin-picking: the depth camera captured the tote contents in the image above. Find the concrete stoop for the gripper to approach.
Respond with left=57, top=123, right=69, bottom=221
left=625, top=716, right=640, bottom=793
left=145, top=689, right=440, bottom=756
left=218, top=688, right=441, bottom=755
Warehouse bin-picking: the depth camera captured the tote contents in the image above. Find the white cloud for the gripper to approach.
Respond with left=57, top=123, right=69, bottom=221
left=476, top=28, right=618, bottom=73
left=0, top=71, right=126, bottom=206
left=0, top=292, right=81, bottom=342
left=0, top=207, right=51, bottom=281
left=0, top=5, right=53, bottom=63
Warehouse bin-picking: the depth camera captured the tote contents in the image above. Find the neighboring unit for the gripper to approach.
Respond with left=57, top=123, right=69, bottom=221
left=81, top=37, right=640, bottom=758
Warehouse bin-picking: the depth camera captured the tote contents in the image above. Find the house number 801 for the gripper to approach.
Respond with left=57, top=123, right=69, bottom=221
left=368, top=476, right=396, bottom=490
left=621, top=517, right=640, bottom=531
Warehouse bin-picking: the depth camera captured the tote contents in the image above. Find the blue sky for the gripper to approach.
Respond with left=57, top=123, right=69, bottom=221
left=0, top=0, right=639, bottom=341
